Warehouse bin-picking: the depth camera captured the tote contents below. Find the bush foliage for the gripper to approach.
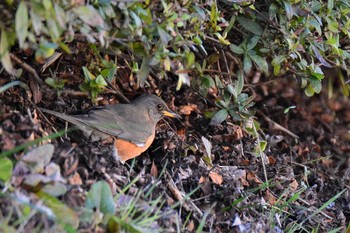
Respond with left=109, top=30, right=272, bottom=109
left=2, top=0, right=349, bottom=97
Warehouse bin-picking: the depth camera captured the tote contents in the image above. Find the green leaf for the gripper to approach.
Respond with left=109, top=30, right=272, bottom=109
left=309, top=76, right=322, bottom=93
left=137, top=56, right=151, bottom=87
left=86, top=181, right=116, bottom=215
left=47, top=18, right=61, bottom=41
left=310, top=65, right=324, bottom=80
left=254, top=140, right=267, bottom=155
left=224, top=15, right=236, bottom=35
left=327, top=0, right=334, bottom=10
left=15, top=1, right=29, bottom=48
left=235, top=70, right=244, bottom=95
left=308, top=18, right=322, bottom=35
left=250, top=55, right=268, bottom=73
left=228, top=109, right=242, bottom=121
left=237, top=17, right=263, bottom=35
left=107, top=66, right=117, bottom=82
left=186, top=52, right=195, bottom=68
left=210, top=109, right=228, bottom=125
left=326, top=18, right=339, bottom=33
left=0, top=157, right=13, bottom=182
left=230, top=44, right=244, bottom=54
left=210, top=1, right=218, bottom=31
left=283, top=1, right=293, bottom=20
left=311, top=45, right=332, bottom=68
left=227, top=84, right=237, bottom=98
left=157, top=27, right=172, bottom=45
left=0, top=30, right=18, bottom=76
left=269, top=4, right=278, bottom=20
left=243, top=55, right=252, bottom=73
left=193, top=36, right=202, bottom=45
left=305, top=84, right=315, bottom=97
left=37, top=191, right=79, bottom=229
left=95, top=75, right=107, bottom=87
left=215, top=33, right=230, bottom=45
left=271, top=55, right=285, bottom=66
left=202, top=75, right=215, bottom=88
left=59, top=43, right=71, bottom=54
left=284, top=106, right=296, bottom=114
left=273, top=64, right=281, bottom=75
left=82, top=66, right=95, bottom=81
left=73, top=6, right=104, bottom=27
left=42, top=0, right=53, bottom=10
left=247, top=36, right=260, bottom=50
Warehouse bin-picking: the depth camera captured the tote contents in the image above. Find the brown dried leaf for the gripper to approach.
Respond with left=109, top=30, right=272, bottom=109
left=178, top=104, right=198, bottom=115
left=29, top=76, right=42, bottom=104
left=289, top=179, right=298, bottom=192
left=209, top=171, right=223, bottom=185
left=187, top=220, right=195, bottom=231
left=68, top=172, right=83, bottom=185
left=264, top=190, right=277, bottom=205
left=268, top=156, right=276, bottom=166
left=199, top=176, right=208, bottom=184
left=246, top=171, right=263, bottom=184
left=150, top=161, right=158, bottom=178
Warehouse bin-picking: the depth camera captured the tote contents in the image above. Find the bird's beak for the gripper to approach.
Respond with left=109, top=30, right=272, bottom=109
left=162, top=110, right=181, bottom=119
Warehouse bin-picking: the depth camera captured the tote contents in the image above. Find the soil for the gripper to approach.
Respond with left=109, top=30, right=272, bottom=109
left=0, top=51, right=349, bottom=232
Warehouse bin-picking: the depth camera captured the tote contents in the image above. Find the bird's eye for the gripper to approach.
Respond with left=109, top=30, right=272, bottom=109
left=156, top=103, right=163, bottom=110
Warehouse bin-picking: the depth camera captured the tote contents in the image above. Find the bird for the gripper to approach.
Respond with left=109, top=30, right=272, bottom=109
left=39, top=94, right=180, bottom=163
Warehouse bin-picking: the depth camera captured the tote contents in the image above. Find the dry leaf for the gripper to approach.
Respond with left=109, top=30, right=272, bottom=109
left=187, top=220, right=195, bottom=231
left=178, top=167, right=192, bottom=180
left=199, top=176, right=208, bottom=184
left=150, top=161, right=158, bottom=177
left=178, top=104, right=198, bottom=115
left=264, top=190, right=277, bottom=205
left=289, top=179, right=298, bottom=192
left=68, top=172, right=83, bottom=185
left=246, top=171, right=263, bottom=184
left=268, top=156, right=276, bottom=166
left=209, top=171, right=223, bottom=185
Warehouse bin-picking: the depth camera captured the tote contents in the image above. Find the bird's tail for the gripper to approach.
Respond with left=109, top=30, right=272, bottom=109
left=39, top=108, right=81, bottom=126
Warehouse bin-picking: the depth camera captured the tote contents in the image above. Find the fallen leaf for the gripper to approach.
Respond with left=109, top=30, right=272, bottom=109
left=68, top=172, right=83, bottom=185
left=209, top=171, right=223, bottom=185
left=268, top=156, right=276, bottom=166
left=201, top=136, right=212, bottom=157
left=29, top=76, right=42, bottom=104
left=178, top=167, right=193, bottom=180
left=178, top=104, right=198, bottom=115
left=150, top=161, right=158, bottom=178
left=246, top=171, right=263, bottom=184
left=199, top=176, right=208, bottom=184
left=264, top=190, right=277, bottom=205
left=187, top=220, right=195, bottom=231
left=289, top=179, right=298, bottom=192
left=42, top=182, right=68, bottom=197
left=45, top=162, right=66, bottom=183
left=21, top=144, right=54, bottom=173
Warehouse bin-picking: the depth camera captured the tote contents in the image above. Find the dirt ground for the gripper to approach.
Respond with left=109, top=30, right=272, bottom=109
left=1, top=52, right=349, bottom=232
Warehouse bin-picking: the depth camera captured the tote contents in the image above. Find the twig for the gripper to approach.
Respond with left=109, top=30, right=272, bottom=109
left=221, top=49, right=230, bottom=77
left=10, top=53, right=44, bottom=86
left=252, top=118, right=269, bottom=186
left=166, top=171, right=203, bottom=217
left=257, top=111, right=299, bottom=139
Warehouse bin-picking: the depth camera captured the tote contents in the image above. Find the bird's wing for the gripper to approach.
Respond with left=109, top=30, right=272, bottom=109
left=73, top=107, right=152, bottom=146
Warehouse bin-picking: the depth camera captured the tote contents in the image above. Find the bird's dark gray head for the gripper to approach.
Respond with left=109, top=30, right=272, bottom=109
left=132, top=95, right=180, bottom=122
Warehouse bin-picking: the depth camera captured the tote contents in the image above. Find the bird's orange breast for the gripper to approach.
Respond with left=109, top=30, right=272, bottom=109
left=114, top=132, right=156, bottom=162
